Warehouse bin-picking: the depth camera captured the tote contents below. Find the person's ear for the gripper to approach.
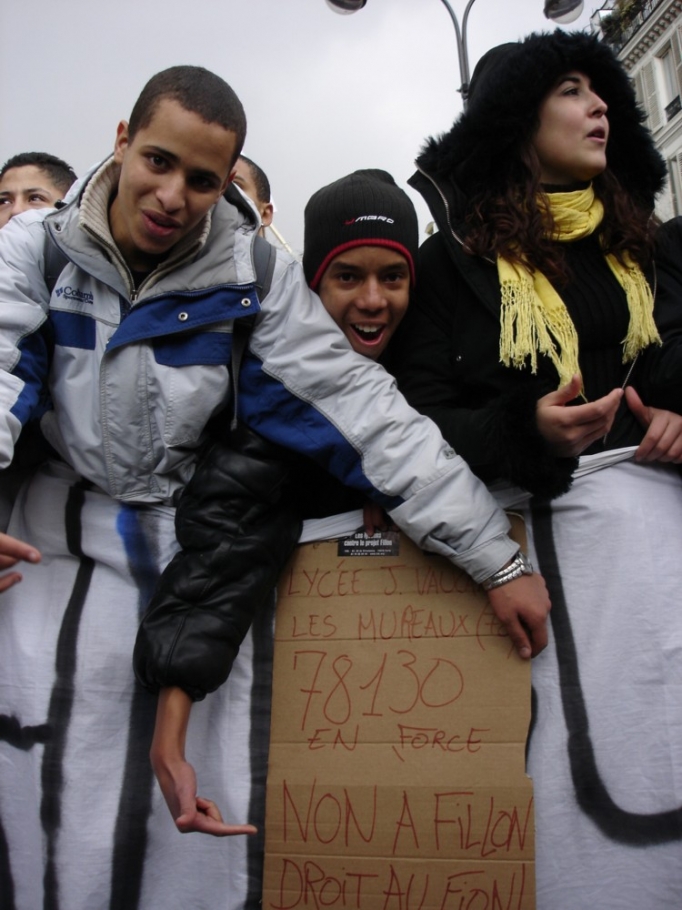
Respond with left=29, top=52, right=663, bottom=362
left=260, top=202, right=274, bottom=228
left=113, top=120, right=130, bottom=165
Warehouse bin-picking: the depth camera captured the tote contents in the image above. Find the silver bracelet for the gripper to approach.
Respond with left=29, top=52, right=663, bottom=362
left=481, top=552, right=533, bottom=591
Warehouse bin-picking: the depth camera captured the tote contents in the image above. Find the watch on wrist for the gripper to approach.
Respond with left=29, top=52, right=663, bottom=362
left=481, top=551, right=533, bottom=591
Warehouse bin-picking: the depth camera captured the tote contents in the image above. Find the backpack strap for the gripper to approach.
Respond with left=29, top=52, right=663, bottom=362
left=252, top=232, right=277, bottom=300
left=230, top=235, right=277, bottom=430
left=43, top=230, right=69, bottom=296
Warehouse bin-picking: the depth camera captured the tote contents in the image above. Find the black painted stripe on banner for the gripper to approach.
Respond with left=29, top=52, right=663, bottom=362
left=108, top=688, right=156, bottom=910
left=0, top=713, right=53, bottom=906
left=41, top=480, right=95, bottom=910
left=530, top=497, right=682, bottom=845
left=0, top=715, right=50, bottom=749
left=0, top=714, right=51, bottom=906
left=245, top=591, right=277, bottom=909
left=0, top=815, right=17, bottom=910
left=109, top=505, right=160, bottom=910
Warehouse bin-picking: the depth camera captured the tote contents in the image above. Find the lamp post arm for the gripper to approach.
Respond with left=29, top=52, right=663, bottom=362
left=459, top=0, right=480, bottom=102
left=438, top=0, right=480, bottom=105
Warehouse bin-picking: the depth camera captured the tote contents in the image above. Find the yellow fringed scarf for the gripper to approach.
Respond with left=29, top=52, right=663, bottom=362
left=497, top=184, right=660, bottom=388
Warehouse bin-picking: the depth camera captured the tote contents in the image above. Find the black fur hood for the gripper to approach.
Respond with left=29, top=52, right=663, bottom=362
left=413, top=30, right=666, bottom=214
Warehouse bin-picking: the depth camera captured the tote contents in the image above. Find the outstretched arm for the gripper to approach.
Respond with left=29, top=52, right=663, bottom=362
left=0, top=531, right=40, bottom=593
left=150, top=687, right=257, bottom=837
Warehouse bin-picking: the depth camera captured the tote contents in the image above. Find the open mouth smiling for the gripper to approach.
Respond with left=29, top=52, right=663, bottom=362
left=351, top=324, right=387, bottom=346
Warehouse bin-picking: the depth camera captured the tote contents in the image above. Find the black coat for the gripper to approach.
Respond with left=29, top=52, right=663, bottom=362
left=392, top=29, right=679, bottom=500
left=393, top=167, right=682, bottom=499
left=393, top=203, right=577, bottom=499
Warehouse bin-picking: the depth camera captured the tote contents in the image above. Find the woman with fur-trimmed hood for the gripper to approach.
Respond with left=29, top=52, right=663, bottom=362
left=394, top=29, right=682, bottom=910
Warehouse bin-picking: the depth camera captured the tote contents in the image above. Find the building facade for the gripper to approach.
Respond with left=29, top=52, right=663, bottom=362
left=594, top=0, right=682, bottom=219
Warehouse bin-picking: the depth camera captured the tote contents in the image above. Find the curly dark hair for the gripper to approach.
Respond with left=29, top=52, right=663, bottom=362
left=463, top=144, right=657, bottom=284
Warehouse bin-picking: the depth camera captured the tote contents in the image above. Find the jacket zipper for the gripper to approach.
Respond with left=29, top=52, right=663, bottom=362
left=414, top=162, right=495, bottom=265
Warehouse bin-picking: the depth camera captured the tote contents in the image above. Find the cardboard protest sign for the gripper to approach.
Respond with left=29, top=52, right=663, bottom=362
left=264, top=520, right=534, bottom=910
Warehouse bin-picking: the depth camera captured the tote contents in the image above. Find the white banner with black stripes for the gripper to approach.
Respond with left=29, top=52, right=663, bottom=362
left=0, top=460, right=272, bottom=910
left=524, top=456, right=682, bottom=909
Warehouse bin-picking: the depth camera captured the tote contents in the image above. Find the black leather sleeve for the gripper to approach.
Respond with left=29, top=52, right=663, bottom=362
left=133, top=425, right=302, bottom=701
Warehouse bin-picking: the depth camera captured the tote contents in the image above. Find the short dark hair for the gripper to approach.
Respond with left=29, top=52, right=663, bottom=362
left=0, top=152, right=77, bottom=196
left=128, top=65, right=246, bottom=165
left=238, top=155, right=271, bottom=205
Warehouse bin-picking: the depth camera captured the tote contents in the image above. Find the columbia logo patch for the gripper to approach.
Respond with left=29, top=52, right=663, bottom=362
left=55, top=286, right=94, bottom=304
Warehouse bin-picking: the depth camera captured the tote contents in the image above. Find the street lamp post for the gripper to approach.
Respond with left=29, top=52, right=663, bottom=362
left=325, top=0, right=585, bottom=106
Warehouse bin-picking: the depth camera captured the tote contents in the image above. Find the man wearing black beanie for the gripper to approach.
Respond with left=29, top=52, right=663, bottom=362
left=303, top=169, right=417, bottom=362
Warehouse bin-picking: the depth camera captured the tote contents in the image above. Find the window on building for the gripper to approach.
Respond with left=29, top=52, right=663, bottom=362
left=658, top=46, right=681, bottom=120
left=635, top=62, right=663, bottom=131
left=667, top=154, right=681, bottom=219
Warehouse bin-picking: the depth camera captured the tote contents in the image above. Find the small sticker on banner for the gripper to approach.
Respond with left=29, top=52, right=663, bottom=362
left=337, top=528, right=400, bottom=557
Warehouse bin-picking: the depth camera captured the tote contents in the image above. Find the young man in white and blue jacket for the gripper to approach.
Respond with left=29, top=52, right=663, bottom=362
left=0, top=66, right=548, bottom=910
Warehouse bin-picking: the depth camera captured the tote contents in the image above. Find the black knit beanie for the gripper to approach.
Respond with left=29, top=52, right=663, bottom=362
left=303, top=169, right=419, bottom=290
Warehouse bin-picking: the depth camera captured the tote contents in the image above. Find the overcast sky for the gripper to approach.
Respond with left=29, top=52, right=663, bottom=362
left=1, top=0, right=603, bottom=255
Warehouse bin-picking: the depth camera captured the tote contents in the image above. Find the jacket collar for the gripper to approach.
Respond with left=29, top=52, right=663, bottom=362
left=44, top=158, right=257, bottom=300
left=76, top=157, right=211, bottom=297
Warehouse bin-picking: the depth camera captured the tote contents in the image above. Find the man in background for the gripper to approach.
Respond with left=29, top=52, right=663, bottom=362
left=0, top=151, right=76, bottom=228
left=232, top=154, right=273, bottom=235
left=0, top=64, right=548, bottom=910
